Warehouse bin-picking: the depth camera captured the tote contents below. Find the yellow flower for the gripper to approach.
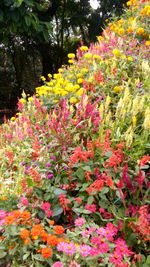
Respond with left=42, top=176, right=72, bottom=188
left=84, top=53, right=92, bottom=59
left=145, top=41, right=150, bottom=46
left=93, top=54, right=101, bottom=59
left=112, top=49, right=121, bottom=56
left=113, top=86, right=122, bottom=93
left=68, top=59, right=74, bottom=64
left=118, top=28, right=125, bottom=35
left=127, top=57, right=133, bottom=61
left=40, top=76, right=46, bottom=81
left=77, top=78, right=83, bottom=84
left=70, top=97, right=78, bottom=104
left=19, top=98, right=26, bottom=104
left=137, top=27, right=144, bottom=35
left=48, top=73, right=52, bottom=78
left=68, top=53, right=75, bottom=58
left=80, top=46, right=88, bottom=51
left=28, top=97, right=34, bottom=101
left=10, top=117, right=16, bottom=121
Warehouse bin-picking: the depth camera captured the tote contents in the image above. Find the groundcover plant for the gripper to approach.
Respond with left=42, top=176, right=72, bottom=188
left=0, top=0, right=150, bottom=266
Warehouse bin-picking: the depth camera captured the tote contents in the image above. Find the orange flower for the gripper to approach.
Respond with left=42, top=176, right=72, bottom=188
left=41, top=230, right=48, bottom=242
left=49, top=220, right=55, bottom=225
left=12, top=210, right=21, bottom=219
left=54, top=225, right=65, bottom=235
left=41, top=247, right=52, bottom=258
left=47, top=235, right=58, bottom=246
left=20, top=229, right=29, bottom=239
left=5, top=215, right=15, bottom=225
left=21, top=210, right=31, bottom=221
left=24, top=238, right=30, bottom=245
left=31, top=224, right=43, bottom=240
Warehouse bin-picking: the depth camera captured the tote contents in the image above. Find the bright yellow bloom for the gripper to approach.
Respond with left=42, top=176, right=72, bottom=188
left=113, top=86, right=122, bottom=93
left=40, top=76, right=46, bottom=81
left=112, top=49, right=121, bottom=56
left=28, top=97, right=34, bottom=101
left=137, top=27, right=144, bottom=35
left=84, top=53, right=92, bottom=59
left=77, top=78, right=83, bottom=84
left=93, top=54, right=101, bottom=59
left=80, top=46, right=88, bottom=51
left=68, top=53, right=75, bottom=58
left=68, top=59, right=74, bottom=64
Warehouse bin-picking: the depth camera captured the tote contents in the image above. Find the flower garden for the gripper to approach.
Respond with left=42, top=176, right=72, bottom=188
left=0, top=0, right=150, bottom=266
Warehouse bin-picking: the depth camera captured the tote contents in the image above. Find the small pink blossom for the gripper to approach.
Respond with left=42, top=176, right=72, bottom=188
left=89, top=247, right=100, bottom=256
left=57, top=242, right=66, bottom=251
left=96, top=227, right=106, bottom=236
left=80, top=244, right=91, bottom=257
left=74, top=217, right=85, bottom=227
left=52, top=262, right=63, bottom=267
left=0, top=210, right=7, bottom=220
left=46, top=209, right=53, bottom=218
left=69, top=261, right=80, bottom=267
left=64, top=242, right=76, bottom=256
left=41, top=202, right=51, bottom=211
left=20, top=197, right=29, bottom=207
left=81, top=229, right=90, bottom=238
left=109, top=252, right=123, bottom=265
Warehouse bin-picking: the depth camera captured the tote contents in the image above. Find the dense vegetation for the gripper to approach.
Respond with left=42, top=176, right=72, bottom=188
left=0, top=0, right=150, bottom=266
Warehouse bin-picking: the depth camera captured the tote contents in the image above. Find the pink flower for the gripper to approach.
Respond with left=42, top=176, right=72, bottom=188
left=81, top=229, right=90, bottom=238
left=96, top=227, right=106, bottom=236
left=64, top=242, right=76, bottom=256
left=74, top=217, right=85, bottom=227
left=52, top=262, right=63, bottom=267
left=0, top=210, right=7, bottom=220
left=57, top=242, right=66, bottom=251
left=88, top=226, right=96, bottom=233
left=46, top=209, right=53, bottom=218
left=69, top=261, right=80, bottom=267
left=90, top=236, right=100, bottom=245
left=89, top=247, right=100, bottom=256
left=80, top=244, right=91, bottom=257
left=109, top=252, right=123, bottom=265
left=98, top=241, right=109, bottom=253
left=116, top=263, right=129, bottom=267
left=85, top=204, right=96, bottom=213
left=20, top=197, right=28, bottom=207
left=41, top=202, right=51, bottom=211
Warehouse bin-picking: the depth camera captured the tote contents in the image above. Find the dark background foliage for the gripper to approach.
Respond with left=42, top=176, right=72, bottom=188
left=0, top=0, right=127, bottom=115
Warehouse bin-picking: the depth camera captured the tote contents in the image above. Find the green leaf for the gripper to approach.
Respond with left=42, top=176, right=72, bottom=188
left=87, top=196, right=94, bottom=205
left=75, top=168, right=85, bottom=180
left=146, top=255, right=150, bottom=265
left=73, top=208, right=91, bottom=214
left=24, top=16, right=31, bottom=26
left=14, top=0, right=24, bottom=8
left=53, top=207, right=63, bottom=217
left=82, top=166, right=91, bottom=171
left=34, top=254, right=45, bottom=262
left=54, top=188, right=66, bottom=197
left=0, top=251, right=7, bottom=258
left=100, top=187, right=109, bottom=194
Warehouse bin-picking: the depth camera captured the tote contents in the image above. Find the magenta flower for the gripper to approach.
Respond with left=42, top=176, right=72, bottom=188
left=79, top=244, right=91, bottom=257
left=52, top=262, right=63, bottom=267
left=74, top=217, right=85, bottom=227
left=98, top=241, right=109, bottom=253
left=64, top=242, right=76, bottom=256
left=90, top=236, right=100, bottom=245
left=41, top=202, right=51, bottom=211
left=20, top=197, right=28, bottom=207
left=0, top=210, right=7, bottom=220
left=109, top=252, right=123, bottom=265
left=89, top=247, right=100, bottom=256
left=96, top=227, right=106, bottom=236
